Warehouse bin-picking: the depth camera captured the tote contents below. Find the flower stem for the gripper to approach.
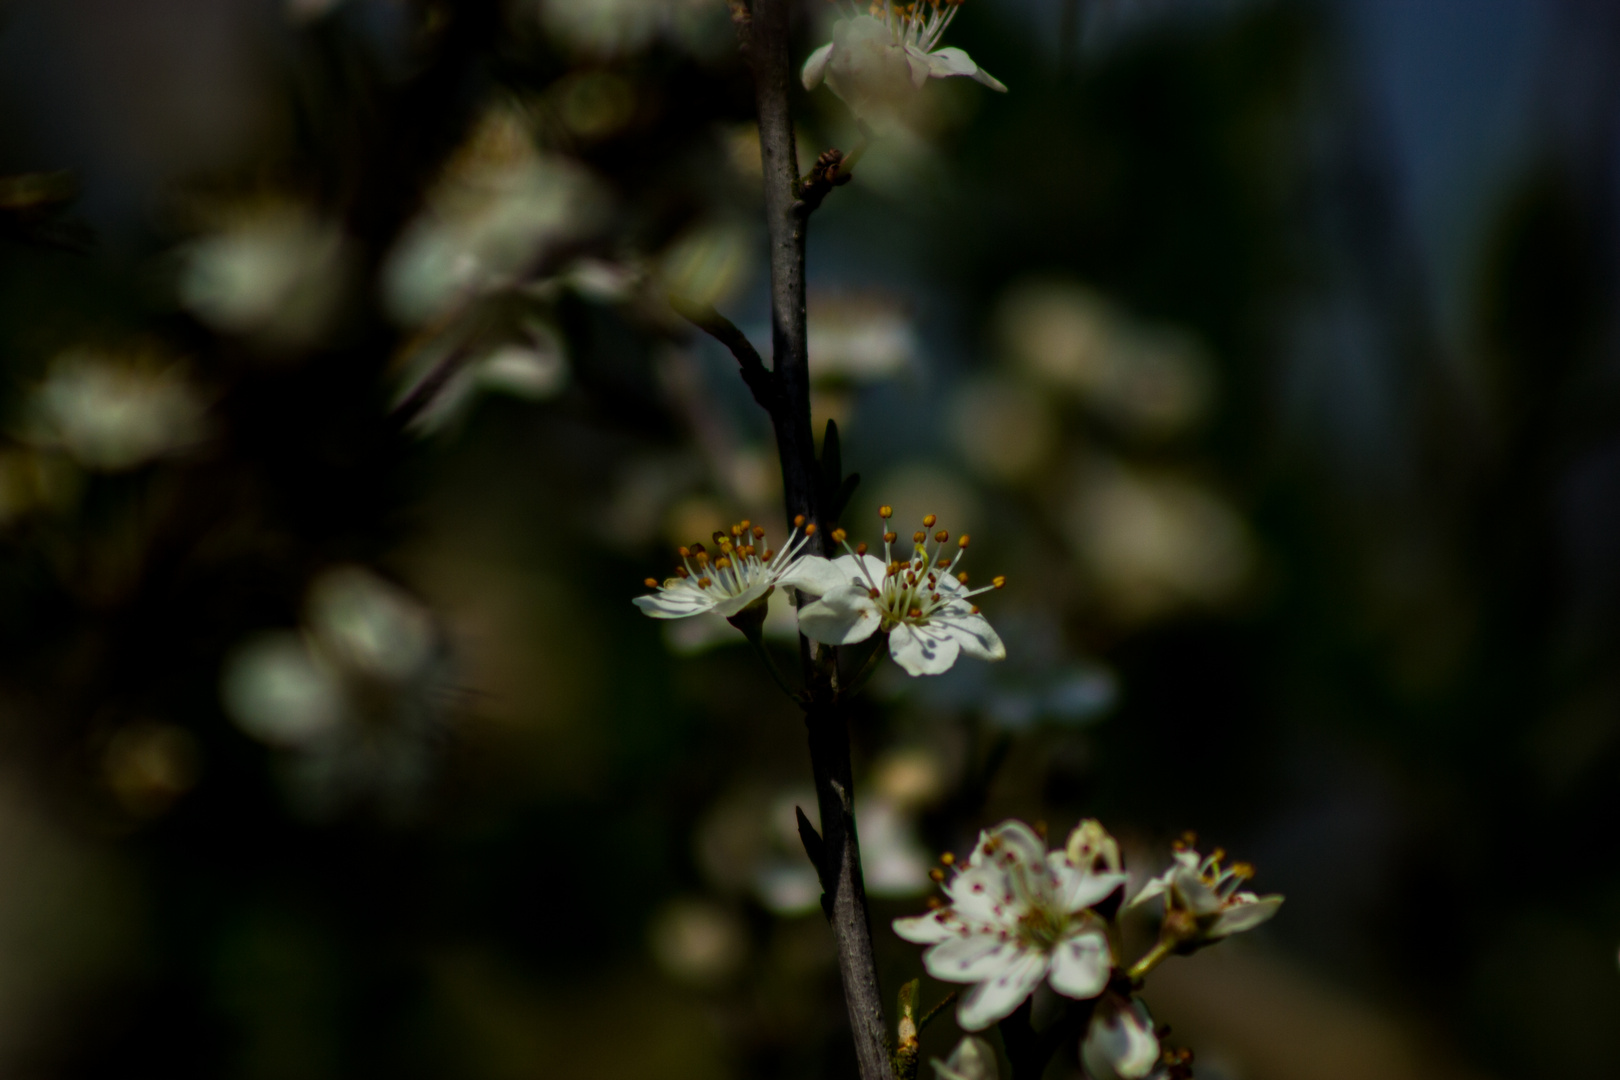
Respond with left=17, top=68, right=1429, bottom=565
left=1126, top=937, right=1178, bottom=982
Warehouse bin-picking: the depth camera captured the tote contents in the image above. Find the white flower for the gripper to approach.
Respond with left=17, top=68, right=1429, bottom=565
left=892, top=820, right=1127, bottom=1031
left=1128, top=836, right=1283, bottom=944
left=634, top=516, right=822, bottom=620
left=931, top=1035, right=999, bottom=1080
left=801, top=2, right=1006, bottom=122
left=791, top=509, right=1006, bottom=676
left=1081, top=995, right=1160, bottom=1080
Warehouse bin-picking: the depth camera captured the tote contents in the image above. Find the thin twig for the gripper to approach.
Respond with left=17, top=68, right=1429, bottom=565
left=669, top=296, right=783, bottom=415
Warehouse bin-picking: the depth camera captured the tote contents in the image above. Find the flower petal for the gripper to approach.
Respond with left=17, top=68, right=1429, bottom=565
left=923, top=934, right=1025, bottom=984
left=1049, top=857, right=1127, bottom=914
left=1209, top=893, right=1283, bottom=938
left=956, top=950, right=1049, bottom=1031
left=944, top=860, right=1017, bottom=925
left=1082, top=997, right=1160, bottom=1080
left=802, top=41, right=835, bottom=90
left=797, top=585, right=883, bottom=644
left=709, top=581, right=773, bottom=618
left=931, top=1036, right=999, bottom=1080
left=889, top=621, right=962, bottom=675
left=970, top=66, right=1008, bottom=92
left=893, top=908, right=961, bottom=944
left=925, top=46, right=980, bottom=78
left=1048, top=930, right=1110, bottom=999
left=935, top=610, right=1006, bottom=661
left=776, top=553, right=848, bottom=597
left=632, top=584, right=716, bottom=619
left=903, top=44, right=932, bottom=89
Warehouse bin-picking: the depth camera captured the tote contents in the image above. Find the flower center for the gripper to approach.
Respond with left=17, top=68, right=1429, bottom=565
left=832, top=508, right=1005, bottom=629
left=1015, top=904, right=1066, bottom=952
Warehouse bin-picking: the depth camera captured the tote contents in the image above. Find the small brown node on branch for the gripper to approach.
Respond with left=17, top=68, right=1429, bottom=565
left=796, top=147, right=853, bottom=213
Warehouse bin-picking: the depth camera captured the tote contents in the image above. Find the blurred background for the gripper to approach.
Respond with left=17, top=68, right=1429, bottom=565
left=0, top=0, right=1614, bottom=1076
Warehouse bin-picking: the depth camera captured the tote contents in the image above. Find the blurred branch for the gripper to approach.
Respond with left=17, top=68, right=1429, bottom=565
left=998, top=995, right=1098, bottom=1080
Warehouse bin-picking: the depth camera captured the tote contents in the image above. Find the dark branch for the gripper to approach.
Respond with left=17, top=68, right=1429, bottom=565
left=670, top=296, right=783, bottom=415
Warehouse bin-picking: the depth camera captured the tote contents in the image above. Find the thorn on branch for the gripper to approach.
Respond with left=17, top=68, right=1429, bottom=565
left=669, top=295, right=783, bottom=416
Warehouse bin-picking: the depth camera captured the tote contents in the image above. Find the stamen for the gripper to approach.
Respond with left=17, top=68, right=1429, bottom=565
left=644, top=577, right=658, bottom=588
left=957, top=572, right=969, bottom=583
left=912, top=531, right=926, bottom=544
left=940, top=852, right=956, bottom=866
left=855, top=542, right=868, bottom=556
left=805, top=523, right=818, bottom=535
left=794, top=514, right=806, bottom=527
left=676, top=567, right=690, bottom=578
left=929, top=868, right=945, bottom=882
left=934, top=530, right=948, bottom=543
left=677, top=546, right=690, bottom=557
left=832, top=528, right=847, bottom=543
left=715, top=556, right=732, bottom=569
left=958, top=534, right=970, bottom=548
left=753, top=526, right=765, bottom=539
left=970, top=605, right=980, bottom=614
left=908, top=607, right=923, bottom=619
left=922, top=514, right=937, bottom=527
left=884, top=531, right=898, bottom=544
left=992, top=575, right=1006, bottom=588
left=698, top=577, right=712, bottom=588
left=879, top=505, right=893, bottom=519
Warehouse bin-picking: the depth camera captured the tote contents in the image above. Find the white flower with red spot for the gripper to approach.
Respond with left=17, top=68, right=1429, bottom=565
left=892, top=820, right=1126, bottom=1031
left=790, top=509, right=1006, bottom=676
left=801, top=0, right=1006, bottom=124
left=634, top=517, right=823, bottom=621
left=1128, top=837, right=1283, bottom=945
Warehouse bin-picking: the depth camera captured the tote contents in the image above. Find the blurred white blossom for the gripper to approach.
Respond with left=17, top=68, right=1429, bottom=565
left=659, top=221, right=755, bottom=308
left=998, top=280, right=1213, bottom=439
left=220, top=566, right=450, bottom=819
left=385, top=107, right=604, bottom=324
left=1063, top=459, right=1254, bottom=622
left=177, top=202, right=352, bottom=348
left=932, top=1035, right=999, bottom=1080
left=647, top=898, right=748, bottom=987
left=21, top=351, right=207, bottom=472
left=808, top=292, right=917, bottom=383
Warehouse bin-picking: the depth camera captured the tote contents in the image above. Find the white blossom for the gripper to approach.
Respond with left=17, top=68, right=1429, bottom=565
left=801, top=1, right=1006, bottom=123
left=791, top=509, right=1006, bottom=676
left=892, top=820, right=1126, bottom=1031
left=1129, top=836, right=1283, bottom=944
left=634, top=516, right=821, bottom=620
left=932, top=1035, right=999, bottom=1080
left=1081, top=994, right=1161, bottom=1080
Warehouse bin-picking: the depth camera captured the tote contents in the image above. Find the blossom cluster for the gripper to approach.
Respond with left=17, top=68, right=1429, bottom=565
left=633, top=508, right=1007, bottom=676
left=896, top=820, right=1281, bottom=1080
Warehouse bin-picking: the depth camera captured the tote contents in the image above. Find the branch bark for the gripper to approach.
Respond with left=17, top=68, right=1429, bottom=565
left=739, top=2, right=895, bottom=1078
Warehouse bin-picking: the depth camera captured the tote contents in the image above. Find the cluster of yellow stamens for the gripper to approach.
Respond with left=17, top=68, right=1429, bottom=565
left=860, top=0, right=965, bottom=49
left=1171, top=832, right=1255, bottom=898
left=831, top=506, right=1004, bottom=628
left=643, top=516, right=815, bottom=596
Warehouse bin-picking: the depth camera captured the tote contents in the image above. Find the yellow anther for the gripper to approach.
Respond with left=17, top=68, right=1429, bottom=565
left=832, top=528, right=847, bottom=543
left=1232, top=862, right=1255, bottom=880
left=715, top=556, right=732, bottom=569
left=740, top=519, right=751, bottom=530
left=992, top=575, right=1006, bottom=588
left=697, top=577, right=712, bottom=588
left=970, top=605, right=980, bottom=614
left=694, top=551, right=709, bottom=565
left=908, top=607, right=923, bottom=619
left=731, top=524, right=744, bottom=537
left=929, top=868, right=945, bottom=882
left=913, top=531, right=926, bottom=544
left=934, top=530, right=948, bottom=543
left=677, top=546, right=690, bottom=558
left=643, top=577, right=659, bottom=588
left=855, top=542, right=868, bottom=556
left=940, top=852, right=955, bottom=866
left=753, top=526, right=765, bottom=539
left=676, top=567, right=690, bottom=578
left=958, top=534, right=970, bottom=548
left=922, top=514, right=937, bottom=527
left=957, top=572, right=969, bottom=584
left=868, top=588, right=880, bottom=599
left=805, top=523, right=818, bottom=535
left=884, top=531, right=898, bottom=544
left=794, top=514, right=806, bottom=527
left=879, top=505, right=893, bottom=518
left=937, top=558, right=951, bottom=568
left=761, top=548, right=774, bottom=561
